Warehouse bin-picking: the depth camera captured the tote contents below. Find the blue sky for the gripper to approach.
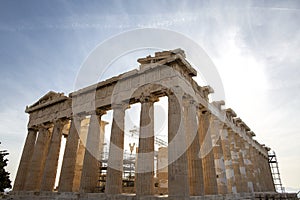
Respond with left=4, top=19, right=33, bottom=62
left=0, top=0, right=299, bottom=192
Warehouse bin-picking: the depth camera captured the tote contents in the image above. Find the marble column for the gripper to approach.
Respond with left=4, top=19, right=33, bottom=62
left=261, top=153, right=269, bottom=191
left=199, top=110, right=218, bottom=195
left=80, top=110, right=106, bottom=192
left=13, top=128, right=38, bottom=191
left=262, top=153, right=275, bottom=192
left=235, top=134, right=248, bottom=192
left=41, top=119, right=67, bottom=191
left=220, top=128, right=236, bottom=194
left=243, top=141, right=254, bottom=192
left=184, top=96, right=204, bottom=196
left=228, top=130, right=243, bottom=193
left=168, top=93, right=190, bottom=198
left=249, top=146, right=261, bottom=192
left=73, top=118, right=89, bottom=192
left=24, top=125, right=52, bottom=191
left=256, top=152, right=266, bottom=191
left=136, top=95, right=157, bottom=196
left=105, top=103, right=127, bottom=195
left=58, top=116, right=81, bottom=192
left=210, top=118, right=228, bottom=194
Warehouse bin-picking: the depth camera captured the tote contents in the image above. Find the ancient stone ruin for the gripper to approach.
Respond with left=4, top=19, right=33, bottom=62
left=11, top=49, right=297, bottom=199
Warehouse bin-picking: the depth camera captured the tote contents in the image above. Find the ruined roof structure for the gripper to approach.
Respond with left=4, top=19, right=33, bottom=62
left=11, top=49, right=297, bottom=200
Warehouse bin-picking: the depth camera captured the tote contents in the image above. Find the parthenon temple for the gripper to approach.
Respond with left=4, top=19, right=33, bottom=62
left=11, top=49, right=297, bottom=200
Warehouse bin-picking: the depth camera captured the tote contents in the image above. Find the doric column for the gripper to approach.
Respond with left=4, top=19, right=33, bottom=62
left=136, top=94, right=157, bottom=196
left=168, top=93, right=190, bottom=198
left=73, top=117, right=89, bottom=192
left=80, top=110, right=106, bottom=192
left=258, top=152, right=268, bottom=192
left=199, top=109, right=218, bottom=195
left=210, top=117, right=228, bottom=194
left=24, top=125, right=52, bottom=191
left=105, top=103, right=127, bottom=195
left=249, top=146, right=261, bottom=192
left=184, top=96, right=204, bottom=196
left=13, top=128, right=38, bottom=191
left=261, top=153, right=275, bottom=192
left=243, top=141, right=254, bottom=192
left=228, top=130, right=243, bottom=193
left=220, top=127, right=237, bottom=194
left=58, top=116, right=81, bottom=192
left=41, top=119, right=67, bottom=191
left=256, top=151, right=266, bottom=191
left=235, top=134, right=248, bottom=192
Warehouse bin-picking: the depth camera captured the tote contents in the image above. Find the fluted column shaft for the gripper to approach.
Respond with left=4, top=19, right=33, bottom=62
left=235, top=134, right=248, bottom=192
left=41, top=120, right=66, bottom=191
left=228, top=130, right=243, bottom=193
left=13, top=128, right=37, bottom=191
left=261, top=153, right=275, bottom=192
left=220, top=128, right=236, bottom=194
left=211, top=118, right=228, bottom=194
left=243, top=141, right=254, bottom=192
left=168, top=93, right=189, bottom=198
left=136, top=95, right=156, bottom=196
left=58, top=117, right=81, bottom=192
left=73, top=118, right=89, bottom=192
left=105, top=104, right=126, bottom=195
left=250, top=146, right=260, bottom=192
left=184, top=97, right=204, bottom=196
left=24, top=126, right=52, bottom=191
left=80, top=111, right=105, bottom=192
left=199, top=110, right=218, bottom=195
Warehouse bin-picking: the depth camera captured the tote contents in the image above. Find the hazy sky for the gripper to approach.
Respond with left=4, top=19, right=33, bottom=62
left=0, top=0, right=299, bottom=192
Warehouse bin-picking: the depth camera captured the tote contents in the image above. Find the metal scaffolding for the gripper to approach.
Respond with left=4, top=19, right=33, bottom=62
left=96, top=126, right=168, bottom=192
left=268, top=151, right=285, bottom=193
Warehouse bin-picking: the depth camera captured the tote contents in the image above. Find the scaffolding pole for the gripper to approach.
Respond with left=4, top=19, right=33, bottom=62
left=268, top=151, right=285, bottom=193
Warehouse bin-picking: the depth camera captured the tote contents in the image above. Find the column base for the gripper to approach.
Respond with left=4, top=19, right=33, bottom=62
left=7, top=191, right=299, bottom=200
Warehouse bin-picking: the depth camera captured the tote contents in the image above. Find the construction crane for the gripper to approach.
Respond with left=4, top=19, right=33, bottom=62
left=127, top=126, right=168, bottom=147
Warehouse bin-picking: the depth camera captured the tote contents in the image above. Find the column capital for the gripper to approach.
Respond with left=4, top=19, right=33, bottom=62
left=54, top=118, right=69, bottom=126
left=28, top=126, right=39, bottom=132
left=37, top=123, right=53, bottom=130
left=87, top=109, right=107, bottom=116
left=72, top=113, right=87, bottom=121
left=111, top=102, right=130, bottom=110
left=182, top=93, right=197, bottom=106
left=198, top=107, right=211, bottom=116
left=210, top=114, right=220, bottom=122
left=139, top=92, right=159, bottom=104
left=161, top=88, right=172, bottom=96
